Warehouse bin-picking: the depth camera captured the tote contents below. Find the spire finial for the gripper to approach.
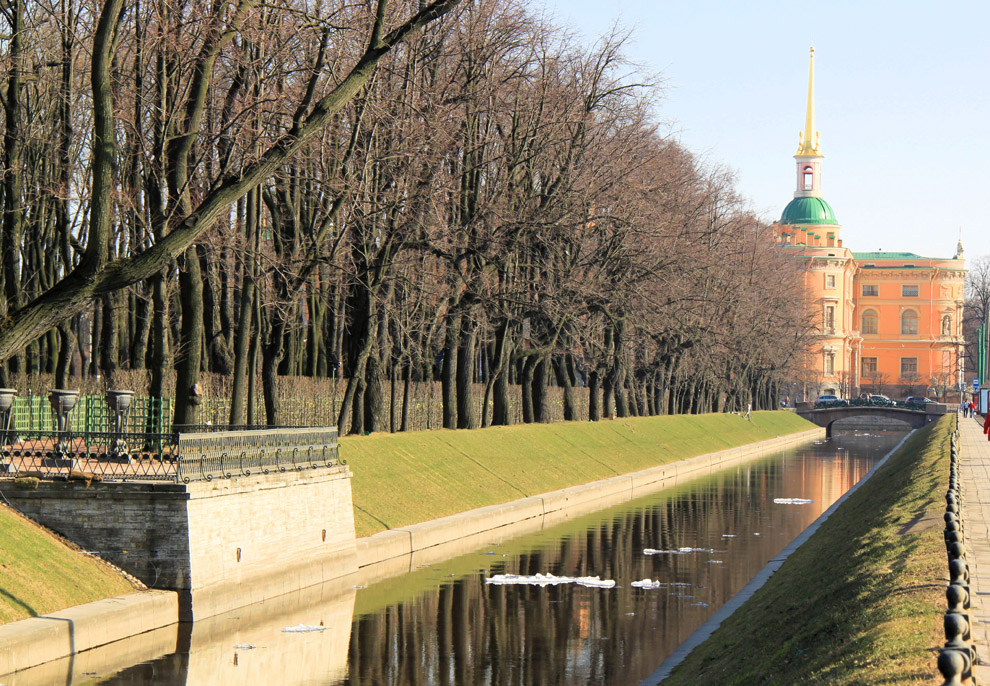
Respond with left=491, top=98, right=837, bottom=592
left=796, top=47, right=821, bottom=156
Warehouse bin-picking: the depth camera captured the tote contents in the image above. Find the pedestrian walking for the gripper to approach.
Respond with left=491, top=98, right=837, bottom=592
left=961, top=400, right=969, bottom=418
left=744, top=402, right=752, bottom=421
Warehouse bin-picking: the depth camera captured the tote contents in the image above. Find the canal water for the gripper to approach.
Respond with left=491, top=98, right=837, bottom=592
left=31, top=429, right=907, bottom=686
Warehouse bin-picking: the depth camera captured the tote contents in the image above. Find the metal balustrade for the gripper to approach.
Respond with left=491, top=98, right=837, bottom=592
left=938, top=419, right=976, bottom=685
left=1, top=426, right=340, bottom=484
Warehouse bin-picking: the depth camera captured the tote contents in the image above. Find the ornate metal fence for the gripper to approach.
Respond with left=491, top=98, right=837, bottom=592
left=175, top=428, right=340, bottom=482
left=1, top=426, right=339, bottom=484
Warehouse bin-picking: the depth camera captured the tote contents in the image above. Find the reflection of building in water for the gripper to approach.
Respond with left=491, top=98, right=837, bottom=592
left=181, top=578, right=354, bottom=685
left=30, top=578, right=356, bottom=686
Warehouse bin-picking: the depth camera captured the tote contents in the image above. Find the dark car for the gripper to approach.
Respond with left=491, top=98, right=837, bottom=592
left=905, top=396, right=935, bottom=405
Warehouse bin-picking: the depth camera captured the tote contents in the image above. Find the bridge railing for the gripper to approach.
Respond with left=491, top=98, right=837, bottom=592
left=813, top=398, right=934, bottom=410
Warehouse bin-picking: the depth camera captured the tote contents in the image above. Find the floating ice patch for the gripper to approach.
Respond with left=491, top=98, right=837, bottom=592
left=706, top=560, right=724, bottom=564
left=577, top=576, right=616, bottom=588
left=233, top=644, right=257, bottom=650
left=691, top=602, right=710, bottom=607
left=631, top=578, right=663, bottom=589
left=721, top=534, right=736, bottom=538
left=644, top=547, right=718, bottom=555
left=774, top=498, right=813, bottom=505
left=485, top=573, right=615, bottom=588
left=282, top=624, right=326, bottom=633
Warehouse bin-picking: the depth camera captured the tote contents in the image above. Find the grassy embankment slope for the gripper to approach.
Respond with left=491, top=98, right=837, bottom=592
left=0, top=504, right=138, bottom=624
left=663, top=414, right=952, bottom=685
left=342, top=410, right=814, bottom=538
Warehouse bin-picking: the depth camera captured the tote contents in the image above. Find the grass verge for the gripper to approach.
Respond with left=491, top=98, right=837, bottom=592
left=0, top=502, right=138, bottom=624
left=662, top=414, right=952, bottom=685
left=342, top=411, right=814, bottom=538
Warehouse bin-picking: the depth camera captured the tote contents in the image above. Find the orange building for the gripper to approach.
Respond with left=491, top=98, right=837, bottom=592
left=774, top=49, right=965, bottom=401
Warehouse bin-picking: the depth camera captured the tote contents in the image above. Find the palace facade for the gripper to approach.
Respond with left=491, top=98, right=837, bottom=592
left=773, top=49, right=966, bottom=401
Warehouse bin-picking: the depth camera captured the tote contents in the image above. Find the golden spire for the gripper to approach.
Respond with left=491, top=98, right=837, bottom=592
left=796, top=47, right=821, bottom=156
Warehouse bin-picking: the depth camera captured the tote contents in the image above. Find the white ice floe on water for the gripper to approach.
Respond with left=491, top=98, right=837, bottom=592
left=773, top=498, right=813, bottom=505
left=631, top=578, right=663, bottom=589
left=281, top=624, right=326, bottom=633
left=721, top=534, right=736, bottom=538
left=643, top=547, right=718, bottom=555
left=706, top=560, right=724, bottom=564
left=691, top=602, right=709, bottom=607
left=485, top=573, right=615, bottom=588
left=233, top=644, right=257, bottom=650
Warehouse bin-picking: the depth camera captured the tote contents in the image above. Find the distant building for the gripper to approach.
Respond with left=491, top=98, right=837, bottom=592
left=773, top=49, right=965, bottom=401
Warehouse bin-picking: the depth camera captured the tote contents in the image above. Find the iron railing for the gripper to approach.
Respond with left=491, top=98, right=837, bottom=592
left=3, top=429, right=180, bottom=481
left=1, top=426, right=339, bottom=484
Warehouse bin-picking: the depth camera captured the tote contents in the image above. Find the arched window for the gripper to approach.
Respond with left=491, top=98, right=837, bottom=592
left=901, top=310, right=918, bottom=335
left=861, top=310, right=878, bottom=335
left=803, top=166, right=814, bottom=191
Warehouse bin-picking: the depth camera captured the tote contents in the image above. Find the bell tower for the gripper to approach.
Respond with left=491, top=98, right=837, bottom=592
left=794, top=47, right=823, bottom=199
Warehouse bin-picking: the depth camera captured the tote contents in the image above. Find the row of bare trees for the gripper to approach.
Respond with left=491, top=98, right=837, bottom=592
left=0, top=0, right=813, bottom=433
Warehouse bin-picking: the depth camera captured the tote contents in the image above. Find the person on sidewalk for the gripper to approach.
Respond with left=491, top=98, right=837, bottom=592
left=983, top=407, right=990, bottom=437
left=961, top=400, right=969, bottom=418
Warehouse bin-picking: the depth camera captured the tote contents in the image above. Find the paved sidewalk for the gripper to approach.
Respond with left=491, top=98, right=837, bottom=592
left=958, top=414, right=990, bottom=681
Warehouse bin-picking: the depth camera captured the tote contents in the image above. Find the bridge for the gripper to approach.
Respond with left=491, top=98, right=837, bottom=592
left=795, top=404, right=948, bottom=437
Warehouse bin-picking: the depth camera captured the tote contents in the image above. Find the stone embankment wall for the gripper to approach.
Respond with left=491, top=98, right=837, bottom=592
left=0, top=466, right=356, bottom=621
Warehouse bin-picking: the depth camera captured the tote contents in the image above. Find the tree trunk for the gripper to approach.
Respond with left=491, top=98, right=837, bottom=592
left=456, top=315, right=477, bottom=429
left=441, top=313, right=459, bottom=429
left=553, top=354, right=576, bottom=421
left=588, top=369, right=601, bottom=421
left=229, top=192, right=258, bottom=425
left=533, top=355, right=548, bottom=423
left=521, top=355, right=536, bottom=423
left=173, top=246, right=204, bottom=426
left=99, top=291, right=119, bottom=387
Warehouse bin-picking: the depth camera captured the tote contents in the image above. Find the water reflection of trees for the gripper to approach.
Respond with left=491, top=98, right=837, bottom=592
left=344, top=448, right=886, bottom=685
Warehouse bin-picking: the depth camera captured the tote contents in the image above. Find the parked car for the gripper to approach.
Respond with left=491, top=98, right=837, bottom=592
left=815, top=394, right=846, bottom=406
left=905, top=396, right=935, bottom=405
left=869, top=394, right=892, bottom=404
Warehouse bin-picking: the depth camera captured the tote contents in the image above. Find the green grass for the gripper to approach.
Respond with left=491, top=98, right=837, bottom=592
left=0, top=503, right=138, bottom=624
left=342, top=411, right=815, bottom=538
left=663, top=414, right=952, bottom=685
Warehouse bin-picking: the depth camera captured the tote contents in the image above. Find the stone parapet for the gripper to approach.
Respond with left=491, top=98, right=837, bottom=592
left=0, top=465, right=357, bottom=621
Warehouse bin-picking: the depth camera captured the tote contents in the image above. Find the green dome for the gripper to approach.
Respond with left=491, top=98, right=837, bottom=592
left=780, top=196, right=838, bottom=225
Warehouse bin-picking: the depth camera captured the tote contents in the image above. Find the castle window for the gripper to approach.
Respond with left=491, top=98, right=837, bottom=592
left=861, top=310, right=878, bottom=335
left=862, top=284, right=878, bottom=296
left=824, top=351, right=835, bottom=376
left=862, top=357, right=878, bottom=375
left=824, top=305, right=836, bottom=334
left=901, top=310, right=918, bottom=335
left=900, top=357, right=918, bottom=376
left=825, top=274, right=836, bottom=289
left=902, top=285, right=919, bottom=297
left=803, top=166, right=814, bottom=190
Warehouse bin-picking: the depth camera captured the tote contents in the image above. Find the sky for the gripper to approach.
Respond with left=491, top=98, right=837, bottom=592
left=537, top=0, right=990, bottom=262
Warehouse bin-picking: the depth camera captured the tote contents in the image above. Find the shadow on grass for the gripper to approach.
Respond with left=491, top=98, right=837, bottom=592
left=0, top=583, right=38, bottom=617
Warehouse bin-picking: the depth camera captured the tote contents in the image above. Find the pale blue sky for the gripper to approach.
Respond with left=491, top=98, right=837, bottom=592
left=538, top=1, right=990, bottom=261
